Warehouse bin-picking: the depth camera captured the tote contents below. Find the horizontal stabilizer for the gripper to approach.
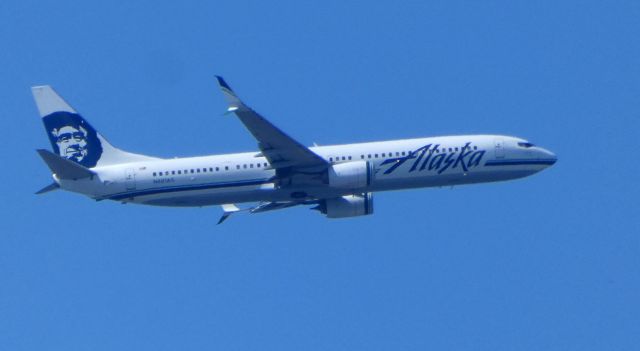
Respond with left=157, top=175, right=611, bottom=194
left=36, top=149, right=96, bottom=180
left=35, top=182, right=60, bottom=195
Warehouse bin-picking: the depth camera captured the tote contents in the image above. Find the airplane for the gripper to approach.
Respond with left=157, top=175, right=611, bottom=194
left=33, top=77, right=557, bottom=224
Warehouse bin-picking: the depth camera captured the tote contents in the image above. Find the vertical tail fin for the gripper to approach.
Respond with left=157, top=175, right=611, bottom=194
left=32, top=86, right=158, bottom=168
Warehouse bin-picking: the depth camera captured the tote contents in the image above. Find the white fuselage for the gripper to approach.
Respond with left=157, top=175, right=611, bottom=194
left=56, top=134, right=557, bottom=207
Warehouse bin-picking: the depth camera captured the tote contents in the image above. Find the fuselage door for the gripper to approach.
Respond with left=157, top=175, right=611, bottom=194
left=125, top=168, right=136, bottom=190
left=494, top=139, right=505, bottom=159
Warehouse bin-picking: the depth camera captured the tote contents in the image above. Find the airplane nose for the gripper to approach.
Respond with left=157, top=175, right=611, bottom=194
left=539, top=147, right=557, bottom=166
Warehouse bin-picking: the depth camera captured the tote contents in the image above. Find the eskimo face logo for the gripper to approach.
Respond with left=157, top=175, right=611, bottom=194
left=42, top=112, right=103, bottom=168
left=51, top=125, right=89, bottom=162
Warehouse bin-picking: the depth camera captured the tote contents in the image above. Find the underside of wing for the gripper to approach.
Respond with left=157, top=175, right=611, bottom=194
left=216, top=193, right=374, bottom=224
left=249, top=201, right=303, bottom=213
left=217, top=200, right=307, bottom=224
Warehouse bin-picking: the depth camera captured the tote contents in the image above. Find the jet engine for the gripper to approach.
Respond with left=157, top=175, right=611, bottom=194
left=316, top=193, right=374, bottom=218
left=328, top=161, right=373, bottom=189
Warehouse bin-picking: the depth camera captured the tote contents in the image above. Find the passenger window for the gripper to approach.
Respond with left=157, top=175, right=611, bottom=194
left=202, top=168, right=206, bottom=173
left=348, top=156, right=352, bottom=160
left=368, top=154, right=371, bottom=158
left=256, top=163, right=261, bottom=168
left=401, top=152, right=405, bottom=156
left=329, top=157, right=333, bottom=162
left=455, top=147, right=458, bottom=152
left=165, top=171, right=169, bottom=176
left=382, top=153, right=386, bottom=157
left=152, top=172, right=156, bottom=176
left=225, top=166, right=229, bottom=171
left=236, top=165, right=240, bottom=169
left=178, top=170, right=182, bottom=174
left=474, top=146, right=478, bottom=150
left=250, top=164, right=254, bottom=168
left=361, top=155, right=364, bottom=159
left=197, top=169, right=200, bottom=173
left=209, top=168, right=213, bottom=172
left=375, top=154, right=378, bottom=158
left=171, top=171, right=175, bottom=175
left=264, top=163, right=268, bottom=167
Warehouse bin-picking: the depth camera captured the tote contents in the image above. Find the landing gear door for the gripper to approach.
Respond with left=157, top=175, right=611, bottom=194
left=494, top=139, right=505, bottom=159
left=125, top=168, right=136, bottom=190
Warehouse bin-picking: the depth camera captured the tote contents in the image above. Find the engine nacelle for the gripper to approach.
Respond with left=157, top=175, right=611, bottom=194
left=320, top=193, right=374, bottom=218
left=328, top=161, right=373, bottom=189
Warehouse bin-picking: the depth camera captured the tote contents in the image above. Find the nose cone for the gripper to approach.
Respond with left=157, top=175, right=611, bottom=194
left=538, top=147, right=557, bottom=167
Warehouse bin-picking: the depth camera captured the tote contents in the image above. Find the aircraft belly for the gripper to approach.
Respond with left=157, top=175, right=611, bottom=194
left=131, top=185, right=278, bottom=207
left=370, top=166, right=539, bottom=191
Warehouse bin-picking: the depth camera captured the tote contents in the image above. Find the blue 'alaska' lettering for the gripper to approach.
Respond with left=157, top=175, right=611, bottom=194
left=429, top=153, right=445, bottom=171
left=381, top=144, right=431, bottom=175
left=381, top=142, right=485, bottom=175
left=468, top=150, right=485, bottom=167
left=452, top=142, right=472, bottom=172
left=419, top=144, right=439, bottom=171
left=438, top=152, right=456, bottom=174
left=409, top=144, right=432, bottom=172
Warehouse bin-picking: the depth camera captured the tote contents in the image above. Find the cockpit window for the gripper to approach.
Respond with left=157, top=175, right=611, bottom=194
left=518, top=142, right=535, bottom=148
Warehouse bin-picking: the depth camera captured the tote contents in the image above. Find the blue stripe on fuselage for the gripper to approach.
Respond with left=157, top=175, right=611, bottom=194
left=484, top=159, right=556, bottom=166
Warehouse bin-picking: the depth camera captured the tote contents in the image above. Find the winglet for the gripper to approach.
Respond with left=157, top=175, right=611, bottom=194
left=215, top=76, right=232, bottom=91
left=36, top=149, right=96, bottom=180
left=215, top=76, right=243, bottom=113
left=217, top=203, right=241, bottom=225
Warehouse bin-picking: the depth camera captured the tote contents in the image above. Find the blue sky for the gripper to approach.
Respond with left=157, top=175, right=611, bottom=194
left=1, top=1, right=639, bottom=350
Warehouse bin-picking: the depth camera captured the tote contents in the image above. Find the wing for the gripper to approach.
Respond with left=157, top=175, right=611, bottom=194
left=215, top=76, right=328, bottom=172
